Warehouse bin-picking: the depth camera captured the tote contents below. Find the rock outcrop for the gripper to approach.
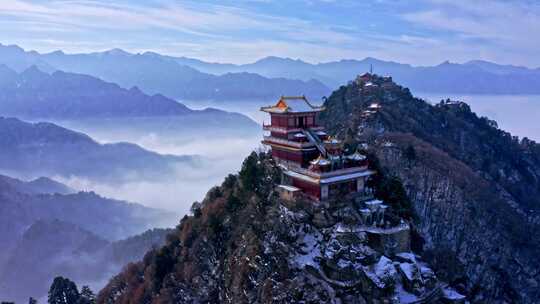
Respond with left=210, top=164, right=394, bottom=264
left=97, top=152, right=464, bottom=303
left=97, top=74, right=540, bottom=303
left=321, top=74, right=540, bottom=303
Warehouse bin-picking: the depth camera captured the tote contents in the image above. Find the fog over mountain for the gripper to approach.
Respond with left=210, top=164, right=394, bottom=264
left=2, top=40, right=540, bottom=304
left=0, top=0, right=538, bottom=302
left=0, top=174, right=74, bottom=195
left=0, top=217, right=171, bottom=303
left=0, top=173, right=174, bottom=243
left=0, top=172, right=175, bottom=302
left=0, top=117, right=199, bottom=183
left=0, top=56, right=263, bottom=213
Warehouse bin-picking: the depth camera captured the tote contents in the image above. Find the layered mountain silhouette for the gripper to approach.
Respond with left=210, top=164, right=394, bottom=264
left=0, top=65, right=208, bottom=118
left=5, top=43, right=539, bottom=99
left=0, top=215, right=171, bottom=303
left=174, top=55, right=540, bottom=94
left=0, top=117, right=198, bottom=182
left=0, top=172, right=176, bottom=301
left=7, top=42, right=540, bottom=97
left=0, top=44, right=330, bottom=100
left=0, top=174, right=173, bottom=245
left=0, top=174, right=73, bottom=195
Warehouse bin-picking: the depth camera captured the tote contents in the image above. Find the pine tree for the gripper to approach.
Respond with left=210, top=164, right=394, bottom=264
left=48, top=276, right=80, bottom=304
left=28, top=298, right=38, bottom=304
left=78, top=286, right=96, bottom=304
left=404, top=145, right=416, bottom=161
left=239, top=151, right=261, bottom=192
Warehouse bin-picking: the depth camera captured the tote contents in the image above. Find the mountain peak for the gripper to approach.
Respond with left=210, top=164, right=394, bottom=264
left=20, top=65, right=49, bottom=78
left=0, top=43, right=25, bottom=53
left=0, top=63, right=16, bottom=73
left=104, top=48, right=131, bottom=56
left=320, top=73, right=540, bottom=302
left=97, top=151, right=467, bottom=303
left=47, top=50, right=65, bottom=56
left=128, top=86, right=143, bottom=93
left=255, top=56, right=307, bottom=64
left=438, top=60, right=452, bottom=66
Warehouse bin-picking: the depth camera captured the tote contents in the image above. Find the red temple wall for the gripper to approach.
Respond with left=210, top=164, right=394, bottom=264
left=270, top=131, right=288, bottom=139
left=292, top=178, right=320, bottom=199
left=270, top=113, right=319, bottom=129
left=328, top=180, right=358, bottom=197
left=272, top=149, right=303, bottom=163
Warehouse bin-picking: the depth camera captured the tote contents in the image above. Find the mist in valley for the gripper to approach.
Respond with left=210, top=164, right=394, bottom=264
left=18, top=94, right=538, bottom=219
left=67, top=95, right=539, bottom=217
left=180, top=99, right=283, bottom=124
left=48, top=115, right=264, bottom=216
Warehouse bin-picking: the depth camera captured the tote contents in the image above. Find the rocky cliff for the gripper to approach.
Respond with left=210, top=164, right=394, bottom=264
left=320, top=74, right=540, bottom=303
left=96, top=74, right=540, bottom=303
left=97, top=152, right=464, bottom=303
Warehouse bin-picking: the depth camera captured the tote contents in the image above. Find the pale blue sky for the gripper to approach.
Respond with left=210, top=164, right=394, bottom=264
left=1, top=0, right=539, bottom=67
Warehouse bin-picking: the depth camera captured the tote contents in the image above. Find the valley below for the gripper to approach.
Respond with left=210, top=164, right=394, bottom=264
left=1, top=40, right=539, bottom=303
left=45, top=114, right=263, bottom=214
left=2, top=90, right=539, bottom=303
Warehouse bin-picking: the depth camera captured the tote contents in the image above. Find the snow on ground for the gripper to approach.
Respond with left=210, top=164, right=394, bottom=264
left=443, top=286, right=466, bottom=301
left=294, top=228, right=323, bottom=269
left=396, top=252, right=416, bottom=263
left=363, top=256, right=397, bottom=289
left=395, top=283, right=419, bottom=304
left=399, top=262, right=416, bottom=282
left=334, top=222, right=409, bottom=234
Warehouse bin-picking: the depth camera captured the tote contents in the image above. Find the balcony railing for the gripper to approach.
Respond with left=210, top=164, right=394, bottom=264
left=262, top=124, right=325, bottom=133
left=262, top=136, right=315, bottom=148
left=279, top=161, right=369, bottom=179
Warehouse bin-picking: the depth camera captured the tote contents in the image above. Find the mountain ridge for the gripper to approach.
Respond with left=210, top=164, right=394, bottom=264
left=0, top=170, right=176, bottom=302
left=95, top=74, right=540, bottom=303
left=0, top=65, right=197, bottom=119
left=0, top=44, right=330, bottom=100
left=6, top=43, right=540, bottom=97
left=320, top=73, right=540, bottom=302
left=0, top=218, right=172, bottom=303
left=103, top=48, right=540, bottom=95
left=96, top=152, right=464, bottom=303
left=0, top=174, right=74, bottom=195
left=0, top=116, right=199, bottom=183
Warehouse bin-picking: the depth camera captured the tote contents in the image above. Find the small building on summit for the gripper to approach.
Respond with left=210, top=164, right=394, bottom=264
left=261, top=96, right=375, bottom=201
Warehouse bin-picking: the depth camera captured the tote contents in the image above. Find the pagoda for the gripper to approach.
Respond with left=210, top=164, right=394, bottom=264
left=261, top=96, right=374, bottom=201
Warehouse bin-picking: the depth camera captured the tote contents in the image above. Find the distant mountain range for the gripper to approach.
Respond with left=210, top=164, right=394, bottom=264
left=0, top=64, right=210, bottom=118
left=0, top=173, right=175, bottom=302
left=0, top=220, right=170, bottom=303
left=0, top=174, right=74, bottom=195
left=0, top=117, right=198, bottom=182
left=0, top=44, right=330, bottom=100
left=3, top=43, right=539, bottom=96
left=0, top=220, right=171, bottom=303
left=172, top=55, right=540, bottom=94
left=0, top=173, right=173, bottom=245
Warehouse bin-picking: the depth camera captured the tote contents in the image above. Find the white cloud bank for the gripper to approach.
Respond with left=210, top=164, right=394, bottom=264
left=0, top=0, right=539, bottom=66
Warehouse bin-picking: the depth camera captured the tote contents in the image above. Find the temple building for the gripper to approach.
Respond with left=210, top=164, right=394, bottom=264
left=261, top=96, right=375, bottom=201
